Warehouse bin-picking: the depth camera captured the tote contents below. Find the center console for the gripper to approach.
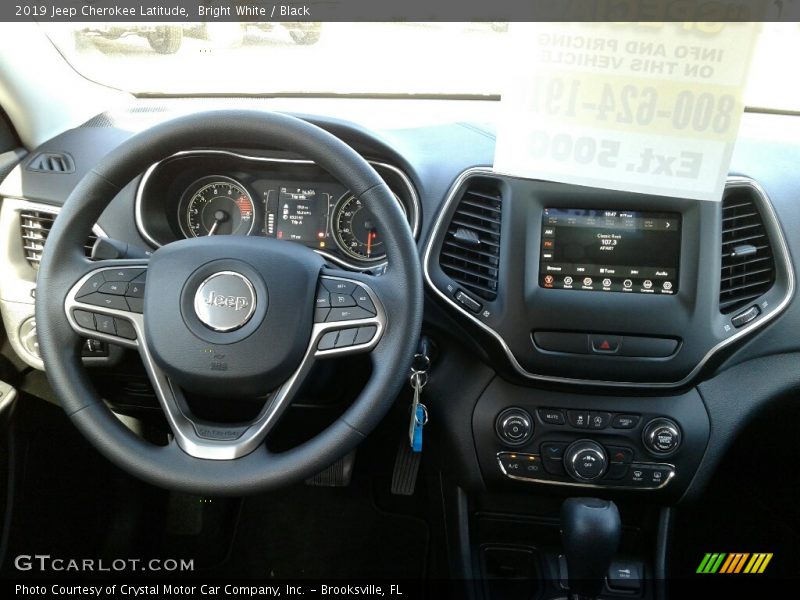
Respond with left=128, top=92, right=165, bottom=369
left=474, top=378, right=709, bottom=499
left=421, top=168, right=792, bottom=597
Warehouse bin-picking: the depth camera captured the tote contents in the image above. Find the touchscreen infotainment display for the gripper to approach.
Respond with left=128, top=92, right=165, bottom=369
left=539, top=209, right=681, bottom=295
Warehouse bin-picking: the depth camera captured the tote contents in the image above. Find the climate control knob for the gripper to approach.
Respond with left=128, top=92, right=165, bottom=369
left=495, top=408, right=534, bottom=447
left=642, top=418, right=682, bottom=456
left=564, top=440, right=608, bottom=482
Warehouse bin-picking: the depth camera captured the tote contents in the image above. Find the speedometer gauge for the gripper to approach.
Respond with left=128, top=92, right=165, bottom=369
left=332, top=194, right=394, bottom=262
left=178, top=176, right=255, bottom=238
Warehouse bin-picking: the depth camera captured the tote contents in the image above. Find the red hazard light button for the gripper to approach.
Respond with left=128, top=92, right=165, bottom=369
left=589, top=335, right=622, bottom=354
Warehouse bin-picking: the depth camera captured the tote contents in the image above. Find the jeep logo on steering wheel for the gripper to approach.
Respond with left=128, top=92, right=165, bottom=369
left=204, top=290, right=249, bottom=311
left=193, top=271, right=257, bottom=332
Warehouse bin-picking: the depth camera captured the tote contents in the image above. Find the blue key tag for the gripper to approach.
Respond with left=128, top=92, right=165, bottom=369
left=408, top=369, right=428, bottom=452
left=412, top=404, right=426, bottom=453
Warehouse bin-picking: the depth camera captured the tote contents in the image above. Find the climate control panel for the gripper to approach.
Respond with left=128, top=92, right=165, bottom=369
left=473, top=380, right=709, bottom=498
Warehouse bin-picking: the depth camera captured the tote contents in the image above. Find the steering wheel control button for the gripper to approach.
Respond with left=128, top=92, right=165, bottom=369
left=94, top=314, right=116, bottom=335
left=538, top=408, right=565, bottom=425
left=314, top=308, right=330, bottom=323
left=612, top=414, right=641, bottom=429
left=322, top=280, right=356, bottom=295
left=455, top=289, right=482, bottom=313
left=126, top=297, right=144, bottom=313
left=495, top=408, right=534, bottom=447
left=642, top=418, right=682, bottom=456
left=98, top=281, right=127, bottom=295
left=80, top=292, right=130, bottom=311
left=606, top=445, right=634, bottom=464
left=72, top=310, right=96, bottom=331
left=75, top=272, right=107, bottom=297
left=317, top=331, right=339, bottom=351
left=113, top=318, right=137, bottom=340
left=353, top=290, right=376, bottom=314
left=193, top=271, right=257, bottom=332
left=335, top=328, right=359, bottom=348
left=589, top=334, right=622, bottom=354
left=326, top=307, right=374, bottom=322
left=315, top=290, right=331, bottom=308
left=588, top=411, right=612, bottom=430
left=331, top=293, right=357, bottom=308
left=126, top=281, right=145, bottom=298
left=567, top=410, right=590, bottom=429
left=731, top=304, right=761, bottom=328
left=106, top=268, right=145, bottom=282
left=564, top=440, right=608, bottom=481
left=354, top=325, right=377, bottom=345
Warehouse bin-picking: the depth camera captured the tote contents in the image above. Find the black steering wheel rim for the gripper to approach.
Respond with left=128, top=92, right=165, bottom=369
left=34, top=110, right=423, bottom=495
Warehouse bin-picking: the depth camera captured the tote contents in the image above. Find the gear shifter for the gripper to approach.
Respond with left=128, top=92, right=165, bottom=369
left=560, top=497, right=621, bottom=600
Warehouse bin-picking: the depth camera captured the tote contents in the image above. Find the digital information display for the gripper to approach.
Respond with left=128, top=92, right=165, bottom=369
left=275, top=186, right=327, bottom=245
left=539, top=209, right=681, bottom=295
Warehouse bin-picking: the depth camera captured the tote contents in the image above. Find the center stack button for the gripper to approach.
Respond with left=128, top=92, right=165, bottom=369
left=564, top=439, right=608, bottom=481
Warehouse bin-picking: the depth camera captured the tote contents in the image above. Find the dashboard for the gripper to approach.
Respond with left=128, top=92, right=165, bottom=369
left=1, top=101, right=799, bottom=508
left=135, top=150, right=420, bottom=270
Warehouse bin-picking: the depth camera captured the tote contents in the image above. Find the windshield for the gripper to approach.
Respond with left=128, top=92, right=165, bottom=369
left=40, top=22, right=800, bottom=112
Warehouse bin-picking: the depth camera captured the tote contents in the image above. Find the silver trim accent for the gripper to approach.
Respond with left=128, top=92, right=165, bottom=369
left=0, top=382, right=16, bottom=416
left=423, top=170, right=795, bottom=388
left=134, top=149, right=421, bottom=271
left=497, top=452, right=676, bottom=491
left=65, top=268, right=385, bottom=460
left=193, top=270, right=257, bottom=332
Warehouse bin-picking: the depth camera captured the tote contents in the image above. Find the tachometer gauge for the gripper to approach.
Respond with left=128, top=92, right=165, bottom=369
left=332, top=193, right=401, bottom=262
left=179, top=177, right=255, bottom=238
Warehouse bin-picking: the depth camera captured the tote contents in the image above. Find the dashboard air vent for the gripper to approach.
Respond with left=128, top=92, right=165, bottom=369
left=26, top=152, right=75, bottom=174
left=719, top=191, right=775, bottom=314
left=439, top=181, right=502, bottom=301
left=20, top=210, right=97, bottom=269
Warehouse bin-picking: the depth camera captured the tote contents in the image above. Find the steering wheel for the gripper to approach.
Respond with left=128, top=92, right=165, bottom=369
left=34, top=110, right=423, bottom=495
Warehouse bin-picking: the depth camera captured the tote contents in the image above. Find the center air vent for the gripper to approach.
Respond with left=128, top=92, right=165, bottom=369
left=20, top=210, right=97, bottom=269
left=439, top=180, right=502, bottom=301
left=719, top=190, right=775, bottom=314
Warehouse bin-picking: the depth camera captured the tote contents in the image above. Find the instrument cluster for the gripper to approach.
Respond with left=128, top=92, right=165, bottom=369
left=136, top=150, right=419, bottom=269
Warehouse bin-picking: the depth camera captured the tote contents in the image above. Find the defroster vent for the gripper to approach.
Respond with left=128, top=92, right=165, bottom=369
left=25, top=152, right=75, bottom=174
left=719, top=190, right=775, bottom=314
left=439, top=181, right=502, bottom=301
left=20, top=210, right=97, bottom=269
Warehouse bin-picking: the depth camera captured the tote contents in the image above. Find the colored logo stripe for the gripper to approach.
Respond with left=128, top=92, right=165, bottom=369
left=720, top=553, right=749, bottom=573
left=697, top=553, right=773, bottom=574
left=697, top=553, right=726, bottom=573
left=744, top=553, right=773, bottom=574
